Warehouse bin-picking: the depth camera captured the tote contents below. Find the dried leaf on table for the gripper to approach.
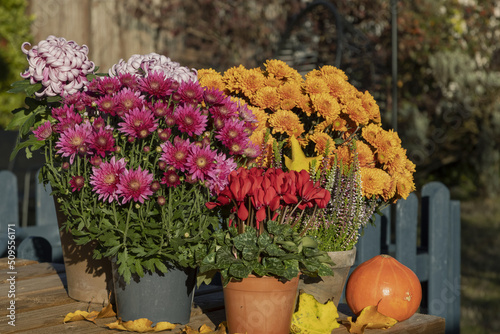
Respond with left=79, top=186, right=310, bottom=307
left=63, top=303, right=116, bottom=323
left=290, top=291, right=340, bottom=334
left=341, top=305, right=398, bottom=334
left=181, top=322, right=227, bottom=333
left=105, top=318, right=176, bottom=332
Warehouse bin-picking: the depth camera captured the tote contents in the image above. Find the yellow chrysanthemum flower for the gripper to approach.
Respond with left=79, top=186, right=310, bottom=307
left=247, top=105, right=269, bottom=132
left=264, top=75, right=282, bottom=88
left=253, top=86, right=281, bottom=110
left=249, top=129, right=276, bottom=167
left=343, top=98, right=370, bottom=126
left=361, top=123, right=382, bottom=146
left=394, top=171, right=416, bottom=200
left=240, top=68, right=266, bottom=97
left=278, top=81, right=303, bottom=102
left=198, top=69, right=225, bottom=91
left=223, top=65, right=247, bottom=93
left=355, top=141, right=376, bottom=168
left=265, top=59, right=301, bottom=81
left=304, top=76, right=330, bottom=95
left=268, top=109, right=305, bottom=138
left=310, top=93, right=341, bottom=120
left=361, top=91, right=382, bottom=124
left=360, top=167, right=392, bottom=199
left=373, top=129, right=402, bottom=164
left=309, top=131, right=334, bottom=155
left=320, top=65, right=348, bottom=81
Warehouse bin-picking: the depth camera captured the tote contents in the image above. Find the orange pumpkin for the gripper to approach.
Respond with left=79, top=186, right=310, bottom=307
left=345, top=254, right=422, bottom=322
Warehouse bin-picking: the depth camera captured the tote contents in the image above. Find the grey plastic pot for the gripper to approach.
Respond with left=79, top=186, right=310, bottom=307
left=111, top=259, right=196, bottom=325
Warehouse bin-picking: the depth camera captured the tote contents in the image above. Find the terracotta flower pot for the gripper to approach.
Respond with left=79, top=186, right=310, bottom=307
left=55, top=199, right=113, bottom=304
left=298, top=247, right=357, bottom=306
left=223, top=275, right=299, bottom=334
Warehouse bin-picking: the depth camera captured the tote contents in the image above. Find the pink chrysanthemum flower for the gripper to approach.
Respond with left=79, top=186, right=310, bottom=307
left=138, top=71, right=174, bottom=97
left=186, top=145, right=216, bottom=182
left=20, top=35, right=95, bottom=97
left=160, top=137, right=192, bottom=172
left=149, top=100, right=172, bottom=118
left=203, top=88, right=226, bottom=106
left=161, top=169, right=181, bottom=188
left=96, top=95, right=118, bottom=116
left=63, top=91, right=88, bottom=112
left=117, top=73, right=138, bottom=89
left=55, top=122, right=93, bottom=163
left=89, top=127, right=115, bottom=157
left=97, top=76, right=121, bottom=95
left=177, top=81, right=203, bottom=104
left=92, top=117, right=106, bottom=130
left=116, top=166, right=154, bottom=204
left=243, top=141, right=262, bottom=159
left=215, top=118, right=249, bottom=148
left=69, top=175, right=85, bottom=192
left=33, top=121, right=53, bottom=140
left=174, top=104, right=208, bottom=136
left=90, top=157, right=127, bottom=203
left=209, top=97, right=239, bottom=120
left=206, top=152, right=237, bottom=193
left=114, top=88, right=144, bottom=116
left=118, top=106, right=158, bottom=139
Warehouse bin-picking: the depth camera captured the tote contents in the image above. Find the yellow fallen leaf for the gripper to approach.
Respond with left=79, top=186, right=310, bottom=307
left=105, top=318, right=176, bottom=332
left=341, top=305, right=398, bottom=334
left=63, top=310, right=95, bottom=323
left=181, top=322, right=227, bottom=334
left=290, top=291, right=340, bottom=334
left=63, top=303, right=116, bottom=324
left=284, top=136, right=322, bottom=172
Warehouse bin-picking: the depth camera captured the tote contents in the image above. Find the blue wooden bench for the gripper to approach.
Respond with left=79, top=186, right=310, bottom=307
left=352, top=181, right=461, bottom=334
left=0, top=170, right=62, bottom=263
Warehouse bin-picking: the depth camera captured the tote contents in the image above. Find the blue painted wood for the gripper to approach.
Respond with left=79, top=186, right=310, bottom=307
left=447, top=200, right=461, bottom=334
left=35, top=171, right=58, bottom=227
left=18, top=236, right=52, bottom=262
left=422, top=182, right=450, bottom=322
left=0, top=170, right=19, bottom=227
left=395, top=192, right=418, bottom=272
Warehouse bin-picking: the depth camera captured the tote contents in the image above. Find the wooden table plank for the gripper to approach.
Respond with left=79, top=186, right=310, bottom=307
left=0, top=259, right=445, bottom=334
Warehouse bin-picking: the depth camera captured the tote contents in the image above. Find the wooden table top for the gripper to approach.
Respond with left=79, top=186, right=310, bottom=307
left=0, top=258, right=445, bottom=333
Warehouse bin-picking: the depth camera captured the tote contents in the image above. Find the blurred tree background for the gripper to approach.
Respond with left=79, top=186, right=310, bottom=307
left=0, top=0, right=31, bottom=128
left=1, top=0, right=499, bottom=199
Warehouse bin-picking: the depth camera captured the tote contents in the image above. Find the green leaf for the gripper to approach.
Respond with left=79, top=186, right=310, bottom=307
left=24, top=82, right=43, bottom=96
left=228, top=262, right=252, bottom=279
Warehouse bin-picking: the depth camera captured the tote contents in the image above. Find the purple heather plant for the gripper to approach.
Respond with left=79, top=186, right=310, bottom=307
left=308, top=153, right=379, bottom=251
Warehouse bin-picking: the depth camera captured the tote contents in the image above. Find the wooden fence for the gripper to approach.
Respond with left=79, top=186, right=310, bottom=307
left=353, top=182, right=461, bottom=334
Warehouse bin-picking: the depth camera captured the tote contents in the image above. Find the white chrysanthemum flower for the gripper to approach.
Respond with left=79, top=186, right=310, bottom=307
left=109, top=53, right=197, bottom=83
left=20, top=35, right=95, bottom=97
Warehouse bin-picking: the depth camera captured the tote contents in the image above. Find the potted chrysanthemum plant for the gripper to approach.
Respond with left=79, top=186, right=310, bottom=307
left=197, top=166, right=334, bottom=334
left=8, top=36, right=260, bottom=325
left=197, top=59, right=416, bottom=306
